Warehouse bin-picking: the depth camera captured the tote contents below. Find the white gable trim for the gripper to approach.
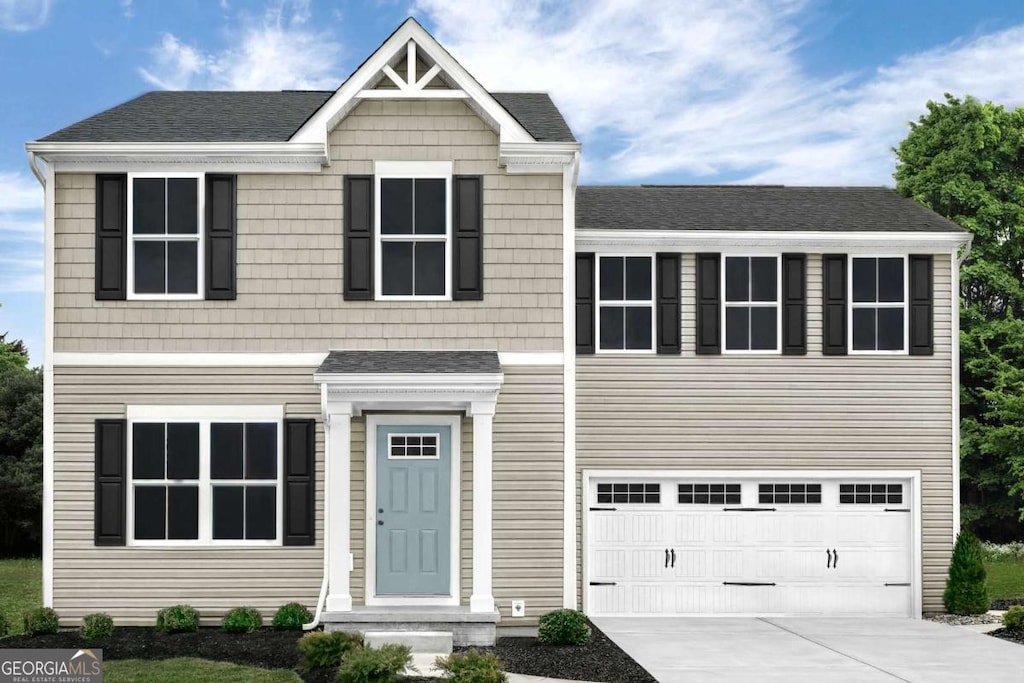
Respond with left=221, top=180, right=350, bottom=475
left=290, top=18, right=535, bottom=147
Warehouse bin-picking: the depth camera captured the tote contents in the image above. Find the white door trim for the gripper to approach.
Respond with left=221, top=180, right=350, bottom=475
left=365, top=414, right=461, bottom=606
left=580, top=469, right=922, bottom=619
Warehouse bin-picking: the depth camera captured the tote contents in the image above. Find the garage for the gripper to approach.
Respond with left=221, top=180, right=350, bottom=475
left=584, top=471, right=919, bottom=617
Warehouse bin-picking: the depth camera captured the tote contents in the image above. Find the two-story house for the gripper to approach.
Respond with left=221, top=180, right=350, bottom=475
left=26, top=19, right=970, bottom=645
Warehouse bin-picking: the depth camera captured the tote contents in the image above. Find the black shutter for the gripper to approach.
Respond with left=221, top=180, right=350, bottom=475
left=95, top=419, right=126, bottom=546
left=782, top=253, right=807, bottom=355
left=822, top=254, right=848, bottom=355
left=452, top=175, right=483, bottom=300
left=656, top=253, right=681, bottom=354
left=909, top=255, right=934, bottom=355
left=695, top=253, right=721, bottom=354
left=343, top=175, right=374, bottom=300
left=576, top=253, right=595, bottom=354
left=95, top=174, right=127, bottom=300
left=205, top=174, right=236, bottom=300
left=283, top=419, right=315, bottom=546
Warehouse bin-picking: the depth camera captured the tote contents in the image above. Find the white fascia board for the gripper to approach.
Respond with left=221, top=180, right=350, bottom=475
left=500, top=141, right=581, bottom=174
left=576, top=229, right=972, bottom=252
left=291, top=19, right=534, bottom=146
left=25, top=141, right=328, bottom=172
left=53, top=352, right=327, bottom=367
left=314, top=372, right=503, bottom=391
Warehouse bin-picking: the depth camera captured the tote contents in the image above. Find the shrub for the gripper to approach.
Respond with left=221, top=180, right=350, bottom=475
left=221, top=607, right=263, bottom=634
left=272, top=602, right=313, bottom=631
left=81, top=613, right=114, bottom=639
left=435, top=649, right=507, bottom=683
left=298, top=630, right=363, bottom=669
left=0, top=613, right=9, bottom=638
left=22, top=607, right=60, bottom=636
left=944, top=529, right=990, bottom=615
left=1004, top=605, right=1024, bottom=631
left=982, top=541, right=1024, bottom=562
left=337, top=644, right=411, bottom=683
left=155, top=605, right=200, bottom=634
left=537, top=609, right=591, bottom=646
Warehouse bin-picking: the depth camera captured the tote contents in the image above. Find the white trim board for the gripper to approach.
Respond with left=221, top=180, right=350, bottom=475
left=577, top=230, right=971, bottom=252
left=364, top=414, right=461, bottom=607
left=53, top=352, right=560, bottom=367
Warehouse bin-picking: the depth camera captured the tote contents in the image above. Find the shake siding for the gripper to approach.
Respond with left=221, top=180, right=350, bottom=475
left=576, top=253, right=955, bottom=612
left=53, top=365, right=562, bottom=624
left=52, top=99, right=563, bottom=353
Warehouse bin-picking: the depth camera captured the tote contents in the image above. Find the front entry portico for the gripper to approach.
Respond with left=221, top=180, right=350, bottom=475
left=313, top=351, right=503, bottom=617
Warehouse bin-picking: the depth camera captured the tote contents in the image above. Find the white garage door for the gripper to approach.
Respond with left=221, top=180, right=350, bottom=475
left=586, top=476, right=914, bottom=617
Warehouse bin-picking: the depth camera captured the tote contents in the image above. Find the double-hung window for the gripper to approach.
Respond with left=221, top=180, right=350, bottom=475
left=128, top=173, right=203, bottom=299
left=724, top=256, right=780, bottom=352
left=127, top=406, right=282, bottom=546
left=376, top=162, right=451, bottom=300
left=851, top=256, right=906, bottom=352
left=597, top=255, right=654, bottom=352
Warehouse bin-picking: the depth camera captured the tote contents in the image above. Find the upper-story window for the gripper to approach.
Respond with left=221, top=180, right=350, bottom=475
left=128, top=174, right=203, bottom=300
left=597, top=255, right=654, bottom=352
left=375, top=162, right=451, bottom=300
left=851, top=256, right=906, bottom=352
left=724, top=256, right=779, bottom=352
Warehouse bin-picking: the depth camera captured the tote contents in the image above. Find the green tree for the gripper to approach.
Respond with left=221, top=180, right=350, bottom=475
left=894, top=94, right=1024, bottom=540
left=0, top=331, right=29, bottom=373
left=0, top=323, right=41, bottom=556
left=943, top=528, right=989, bottom=614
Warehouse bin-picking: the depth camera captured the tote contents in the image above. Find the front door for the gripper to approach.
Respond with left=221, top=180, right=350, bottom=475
left=376, top=425, right=451, bottom=596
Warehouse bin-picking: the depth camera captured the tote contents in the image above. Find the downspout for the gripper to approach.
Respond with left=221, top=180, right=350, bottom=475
left=951, top=235, right=972, bottom=539
left=303, top=382, right=331, bottom=630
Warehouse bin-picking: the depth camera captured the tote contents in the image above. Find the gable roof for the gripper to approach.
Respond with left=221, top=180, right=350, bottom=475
left=37, top=90, right=575, bottom=144
left=317, top=350, right=501, bottom=374
left=576, top=185, right=967, bottom=233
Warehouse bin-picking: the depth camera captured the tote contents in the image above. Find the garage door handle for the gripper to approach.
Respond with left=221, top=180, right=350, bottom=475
left=665, top=549, right=670, bottom=568
left=670, top=549, right=676, bottom=568
left=833, top=548, right=838, bottom=568
left=590, top=507, right=617, bottom=511
left=723, top=507, right=776, bottom=512
left=723, top=581, right=776, bottom=586
left=589, top=581, right=617, bottom=586
left=826, top=548, right=832, bottom=568
left=885, top=583, right=911, bottom=587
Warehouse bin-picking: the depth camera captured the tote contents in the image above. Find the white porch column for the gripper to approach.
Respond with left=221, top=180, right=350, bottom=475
left=326, top=402, right=353, bottom=612
left=470, top=400, right=496, bottom=613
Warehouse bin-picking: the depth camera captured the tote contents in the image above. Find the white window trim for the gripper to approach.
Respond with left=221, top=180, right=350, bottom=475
left=595, top=254, right=657, bottom=354
left=373, top=161, right=453, bottom=301
left=721, top=254, right=782, bottom=355
left=125, top=405, right=284, bottom=548
left=848, top=254, right=909, bottom=355
left=387, top=432, right=441, bottom=460
left=126, top=172, right=205, bottom=301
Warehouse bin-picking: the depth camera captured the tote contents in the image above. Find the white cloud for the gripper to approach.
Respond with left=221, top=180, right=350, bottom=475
left=0, top=172, right=43, bottom=294
left=138, top=0, right=341, bottom=91
left=415, top=0, right=1024, bottom=185
left=120, top=0, right=133, bottom=19
left=0, top=172, right=42, bottom=213
left=0, top=0, right=49, bottom=31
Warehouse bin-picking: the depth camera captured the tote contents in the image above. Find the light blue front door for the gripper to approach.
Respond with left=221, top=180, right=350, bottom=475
left=376, top=425, right=451, bottom=596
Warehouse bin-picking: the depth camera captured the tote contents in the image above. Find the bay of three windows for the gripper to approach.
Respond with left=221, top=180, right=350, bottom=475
left=597, top=254, right=908, bottom=353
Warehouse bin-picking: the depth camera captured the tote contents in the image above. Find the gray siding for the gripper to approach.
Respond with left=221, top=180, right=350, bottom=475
left=53, top=99, right=563, bottom=353
left=576, top=253, right=955, bottom=612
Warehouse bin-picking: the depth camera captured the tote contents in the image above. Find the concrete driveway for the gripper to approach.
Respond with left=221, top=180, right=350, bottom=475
left=593, top=617, right=1024, bottom=682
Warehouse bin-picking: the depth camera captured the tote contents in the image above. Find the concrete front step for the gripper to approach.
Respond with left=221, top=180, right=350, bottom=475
left=365, top=630, right=453, bottom=654
left=323, top=606, right=500, bottom=646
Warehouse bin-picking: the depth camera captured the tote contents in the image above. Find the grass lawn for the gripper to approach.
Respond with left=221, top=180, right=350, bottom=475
left=0, top=558, right=41, bottom=634
left=104, top=658, right=301, bottom=683
left=985, top=558, right=1024, bottom=600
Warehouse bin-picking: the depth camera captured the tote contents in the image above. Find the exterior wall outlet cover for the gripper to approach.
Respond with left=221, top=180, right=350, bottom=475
left=511, top=600, right=526, bottom=617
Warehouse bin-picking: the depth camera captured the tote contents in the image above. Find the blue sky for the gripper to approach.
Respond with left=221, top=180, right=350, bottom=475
left=3, top=0, right=1024, bottom=363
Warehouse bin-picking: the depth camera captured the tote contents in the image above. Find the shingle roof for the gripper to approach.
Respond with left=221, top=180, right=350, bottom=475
left=491, top=92, right=576, bottom=142
left=576, top=185, right=967, bottom=233
left=317, top=351, right=501, bottom=374
left=38, top=90, right=576, bottom=143
left=39, top=91, right=335, bottom=143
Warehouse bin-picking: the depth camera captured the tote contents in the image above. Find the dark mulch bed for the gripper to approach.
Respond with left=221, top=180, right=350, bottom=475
left=992, top=597, right=1024, bottom=610
left=464, top=621, right=656, bottom=683
left=990, top=628, right=1024, bottom=645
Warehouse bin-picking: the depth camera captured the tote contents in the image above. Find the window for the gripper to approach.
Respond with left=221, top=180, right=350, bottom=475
left=678, top=483, right=741, bottom=505
left=376, top=162, right=451, bottom=299
left=851, top=256, right=906, bottom=352
left=840, top=483, right=903, bottom=505
left=724, top=256, right=779, bottom=351
left=758, top=483, right=821, bottom=504
left=389, top=433, right=440, bottom=459
left=597, top=256, right=654, bottom=351
left=127, top=406, right=282, bottom=546
left=596, top=482, right=660, bottom=504
left=128, top=174, right=203, bottom=299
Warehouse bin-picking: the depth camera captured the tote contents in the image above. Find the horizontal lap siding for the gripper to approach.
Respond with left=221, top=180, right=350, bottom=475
left=53, top=99, right=563, bottom=353
left=576, top=254, right=955, bottom=613
left=52, top=366, right=324, bottom=625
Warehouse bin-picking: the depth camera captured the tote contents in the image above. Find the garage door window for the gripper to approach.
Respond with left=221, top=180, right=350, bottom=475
left=596, top=482, right=660, bottom=504
left=840, top=483, right=902, bottom=505
left=678, top=483, right=741, bottom=505
left=758, top=483, right=821, bottom=504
